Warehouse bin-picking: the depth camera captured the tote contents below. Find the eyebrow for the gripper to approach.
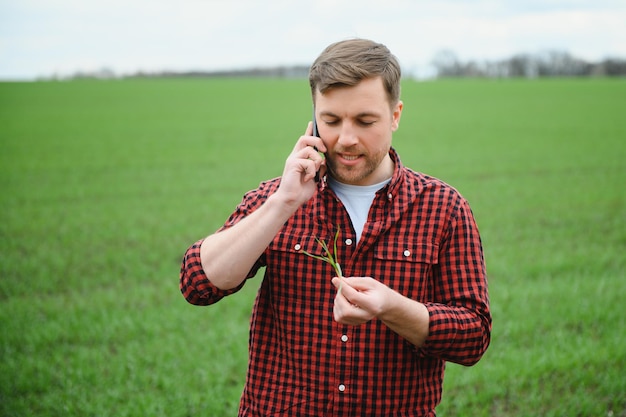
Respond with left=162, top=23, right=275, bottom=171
left=319, top=111, right=381, bottom=118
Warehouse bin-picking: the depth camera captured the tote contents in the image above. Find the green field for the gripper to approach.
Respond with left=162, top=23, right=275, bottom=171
left=1, top=77, right=625, bottom=416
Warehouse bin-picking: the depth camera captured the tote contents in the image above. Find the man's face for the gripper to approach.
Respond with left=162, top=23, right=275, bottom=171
left=314, top=77, right=403, bottom=186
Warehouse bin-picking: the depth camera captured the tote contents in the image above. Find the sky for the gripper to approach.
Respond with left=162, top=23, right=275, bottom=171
left=1, top=0, right=625, bottom=80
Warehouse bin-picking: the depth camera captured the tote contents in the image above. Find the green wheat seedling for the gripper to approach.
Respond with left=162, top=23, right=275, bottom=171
left=301, top=227, right=343, bottom=294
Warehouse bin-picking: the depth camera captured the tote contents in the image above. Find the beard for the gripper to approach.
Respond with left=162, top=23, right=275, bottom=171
left=325, top=145, right=391, bottom=185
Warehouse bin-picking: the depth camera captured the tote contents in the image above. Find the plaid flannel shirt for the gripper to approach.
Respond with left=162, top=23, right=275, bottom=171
left=180, top=148, right=491, bottom=416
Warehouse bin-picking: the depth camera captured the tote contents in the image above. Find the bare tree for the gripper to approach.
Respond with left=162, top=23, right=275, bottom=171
left=431, top=49, right=463, bottom=77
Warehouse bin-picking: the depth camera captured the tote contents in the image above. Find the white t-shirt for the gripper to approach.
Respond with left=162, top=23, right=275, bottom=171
left=327, top=176, right=391, bottom=243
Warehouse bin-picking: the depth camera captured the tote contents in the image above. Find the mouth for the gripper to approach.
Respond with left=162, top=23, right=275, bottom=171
left=337, top=153, right=362, bottom=165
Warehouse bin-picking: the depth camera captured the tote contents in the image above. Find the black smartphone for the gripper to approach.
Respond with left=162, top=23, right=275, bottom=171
left=312, top=109, right=320, bottom=138
left=312, top=109, right=321, bottom=181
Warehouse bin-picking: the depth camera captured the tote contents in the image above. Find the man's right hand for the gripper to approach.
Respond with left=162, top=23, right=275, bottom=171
left=275, top=121, right=327, bottom=209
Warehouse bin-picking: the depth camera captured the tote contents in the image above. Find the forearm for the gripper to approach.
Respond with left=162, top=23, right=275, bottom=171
left=201, top=193, right=299, bottom=290
left=374, top=283, right=490, bottom=365
left=381, top=290, right=490, bottom=365
left=379, top=290, right=430, bottom=347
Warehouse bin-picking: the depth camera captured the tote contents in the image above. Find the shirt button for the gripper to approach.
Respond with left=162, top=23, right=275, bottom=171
left=341, top=334, right=348, bottom=342
left=345, top=238, right=353, bottom=246
left=403, top=249, right=411, bottom=257
left=388, top=193, right=393, bottom=200
left=338, top=384, right=346, bottom=392
left=294, top=244, right=301, bottom=251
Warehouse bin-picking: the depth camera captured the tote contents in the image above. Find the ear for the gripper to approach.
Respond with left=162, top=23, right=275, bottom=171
left=391, top=100, right=403, bottom=132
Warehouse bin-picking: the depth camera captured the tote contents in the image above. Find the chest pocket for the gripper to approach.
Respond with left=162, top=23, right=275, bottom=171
left=372, top=237, right=439, bottom=299
left=374, top=238, right=439, bottom=264
left=265, top=231, right=336, bottom=298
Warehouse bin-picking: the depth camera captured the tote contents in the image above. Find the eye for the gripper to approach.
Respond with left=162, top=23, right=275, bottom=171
left=324, top=119, right=339, bottom=126
left=358, top=119, right=376, bottom=127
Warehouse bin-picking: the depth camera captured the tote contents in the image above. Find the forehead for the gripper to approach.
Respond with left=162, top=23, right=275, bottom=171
left=314, top=77, right=390, bottom=111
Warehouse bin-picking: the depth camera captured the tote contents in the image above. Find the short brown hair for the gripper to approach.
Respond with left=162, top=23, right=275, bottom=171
left=309, top=38, right=401, bottom=106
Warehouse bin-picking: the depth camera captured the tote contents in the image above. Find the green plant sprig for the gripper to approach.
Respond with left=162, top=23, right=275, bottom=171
left=301, top=227, right=343, bottom=293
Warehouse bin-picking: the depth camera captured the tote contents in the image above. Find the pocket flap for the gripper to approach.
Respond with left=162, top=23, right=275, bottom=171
left=270, top=232, right=331, bottom=257
left=374, top=239, right=439, bottom=264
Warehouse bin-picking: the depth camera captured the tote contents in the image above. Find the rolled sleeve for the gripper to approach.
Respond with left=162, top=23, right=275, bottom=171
left=179, top=239, right=245, bottom=306
left=419, top=302, right=491, bottom=366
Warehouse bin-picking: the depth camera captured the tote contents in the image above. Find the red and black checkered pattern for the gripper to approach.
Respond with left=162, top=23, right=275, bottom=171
left=180, top=148, right=491, bottom=417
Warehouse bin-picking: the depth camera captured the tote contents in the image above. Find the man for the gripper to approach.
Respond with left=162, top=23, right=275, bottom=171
left=180, top=38, right=491, bottom=416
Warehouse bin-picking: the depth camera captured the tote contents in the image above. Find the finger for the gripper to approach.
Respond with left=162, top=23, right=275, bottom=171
left=337, top=276, right=373, bottom=291
left=317, top=164, right=327, bottom=180
left=332, top=277, right=344, bottom=289
left=334, top=276, right=358, bottom=293
left=294, top=146, right=324, bottom=173
left=333, top=293, right=357, bottom=317
left=300, top=159, right=319, bottom=182
left=295, top=122, right=326, bottom=153
left=333, top=296, right=368, bottom=325
left=293, top=137, right=325, bottom=155
left=303, top=144, right=324, bottom=160
left=333, top=277, right=360, bottom=306
left=297, top=138, right=327, bottom=155
left=305, top=121, right=313, bottom=136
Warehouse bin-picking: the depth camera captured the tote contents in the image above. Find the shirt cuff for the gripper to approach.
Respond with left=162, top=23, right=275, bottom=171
left=416, top=303, right=490, bottom=366
left=179, top=239, right=244, bottom=305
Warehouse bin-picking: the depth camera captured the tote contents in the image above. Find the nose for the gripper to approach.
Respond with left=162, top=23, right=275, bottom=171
left=337, top=122, right=358, bottom=147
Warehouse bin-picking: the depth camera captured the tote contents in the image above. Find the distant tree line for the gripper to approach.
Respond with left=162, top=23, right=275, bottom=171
left=431, top=49, right=626, bottom=78
left=56, top=50, right=625, bottom=81
left=59, top=65, right=311, bottom=81
left=126, top=65, right=312, bottom=79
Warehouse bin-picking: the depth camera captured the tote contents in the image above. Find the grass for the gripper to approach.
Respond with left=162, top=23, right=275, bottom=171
left=1, top=77, right=625, bottom=416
